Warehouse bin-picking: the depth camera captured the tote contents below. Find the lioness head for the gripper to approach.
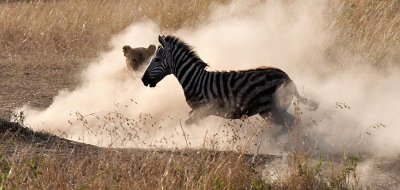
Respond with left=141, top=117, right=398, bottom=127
left=122, top=44, right=156, bottom=71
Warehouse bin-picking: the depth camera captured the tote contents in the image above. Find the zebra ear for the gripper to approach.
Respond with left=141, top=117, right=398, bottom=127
left=158, top=35, right=167, bottom=48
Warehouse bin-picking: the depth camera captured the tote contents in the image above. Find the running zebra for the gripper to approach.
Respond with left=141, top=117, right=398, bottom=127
left=142, top=35, right=318, bottom=126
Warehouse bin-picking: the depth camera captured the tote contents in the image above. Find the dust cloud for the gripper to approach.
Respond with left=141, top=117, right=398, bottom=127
left=17, top=0, right=400, bottom=157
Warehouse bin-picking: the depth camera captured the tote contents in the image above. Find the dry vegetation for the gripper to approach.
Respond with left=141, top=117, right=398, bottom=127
left=326, top=0, right=400, bottom=68
left=0, top=130, right=266, bottom=189
left=0, top=0, right=399, bottom=189
left=0, top=0, right=229, bottom=58
left=1, top=111, right=359, bottom=189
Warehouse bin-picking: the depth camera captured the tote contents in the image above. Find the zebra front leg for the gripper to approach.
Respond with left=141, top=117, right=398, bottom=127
left=185, top=108, right=209, bottom=125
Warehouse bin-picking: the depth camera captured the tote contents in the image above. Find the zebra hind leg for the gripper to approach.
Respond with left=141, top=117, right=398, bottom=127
left=260, top=110, right=295, bottom=136
left=260, top=110, right=295, bottom=126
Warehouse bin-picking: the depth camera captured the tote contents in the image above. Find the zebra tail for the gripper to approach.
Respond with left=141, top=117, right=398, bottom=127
left=291, top=82, right=319, bottom=111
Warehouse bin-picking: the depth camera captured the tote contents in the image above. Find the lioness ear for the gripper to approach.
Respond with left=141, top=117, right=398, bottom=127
left=147, top=45, right=156, bottom=54
left=122, top=45, right=132, bottom=56
left=158, top=35, right=167, bottom=48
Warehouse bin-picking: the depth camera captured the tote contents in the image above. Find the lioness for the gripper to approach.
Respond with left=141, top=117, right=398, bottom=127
left=122, top=45, right=156, bottom=71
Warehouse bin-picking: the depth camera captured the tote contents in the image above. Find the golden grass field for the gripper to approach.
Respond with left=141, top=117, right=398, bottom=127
left=0, top=0, right=399, bottom=189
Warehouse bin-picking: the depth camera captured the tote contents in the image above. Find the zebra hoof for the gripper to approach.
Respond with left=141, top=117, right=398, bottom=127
left=184, top=119, right=193, bottom=126
left=184, top=118, right=198, bottom=126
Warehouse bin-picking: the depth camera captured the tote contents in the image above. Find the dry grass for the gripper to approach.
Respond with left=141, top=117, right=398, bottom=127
left=0, top=146, right=264, bottom=189
left=0, top=114, right=359, bottom=190
left=326, top=0, right=400, bottom=68
left=0, top=0, right=398, bottom=64
left=0, top=102, right=360, bottom=189
left=1, top=0, right=399, bottom=189
left=0, top=0, right=229, bottom=59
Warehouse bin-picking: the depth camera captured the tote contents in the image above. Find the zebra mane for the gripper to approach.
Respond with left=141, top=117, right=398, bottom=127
left=164, top=35, right=209, bottom=69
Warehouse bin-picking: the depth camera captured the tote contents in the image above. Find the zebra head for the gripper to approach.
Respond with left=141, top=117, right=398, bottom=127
left=142, top=35, right=173, bottom=87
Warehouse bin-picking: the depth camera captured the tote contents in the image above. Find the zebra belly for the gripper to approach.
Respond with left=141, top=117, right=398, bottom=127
left=208, top=106, right=264, bottom=119
left=205, top=98, right=271, bottom=119
left=208, top=82, right=282, bottom=118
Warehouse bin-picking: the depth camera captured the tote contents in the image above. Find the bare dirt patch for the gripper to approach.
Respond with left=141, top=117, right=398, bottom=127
left=0, top=56, right=85, bottom=119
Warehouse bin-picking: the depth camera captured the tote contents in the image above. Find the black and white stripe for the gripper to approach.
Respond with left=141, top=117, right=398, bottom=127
left=142, top=35, right=318, bottom=125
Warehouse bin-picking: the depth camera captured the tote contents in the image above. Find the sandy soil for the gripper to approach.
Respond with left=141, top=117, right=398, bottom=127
left=0, top=56, right=86, bottom=119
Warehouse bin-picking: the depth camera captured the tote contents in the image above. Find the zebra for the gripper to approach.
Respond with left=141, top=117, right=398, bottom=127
left=142, top=35, right=318, bottom=126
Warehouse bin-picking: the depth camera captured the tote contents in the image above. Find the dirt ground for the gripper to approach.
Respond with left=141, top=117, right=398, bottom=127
left=0, top=56, right=87, bottom=119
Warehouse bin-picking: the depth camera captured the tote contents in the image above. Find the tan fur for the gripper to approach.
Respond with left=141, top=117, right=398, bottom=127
left=122, top=45, right=156, bottom=71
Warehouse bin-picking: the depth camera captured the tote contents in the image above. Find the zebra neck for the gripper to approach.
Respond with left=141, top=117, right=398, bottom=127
left=174, top=63, right=207, bottom=98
